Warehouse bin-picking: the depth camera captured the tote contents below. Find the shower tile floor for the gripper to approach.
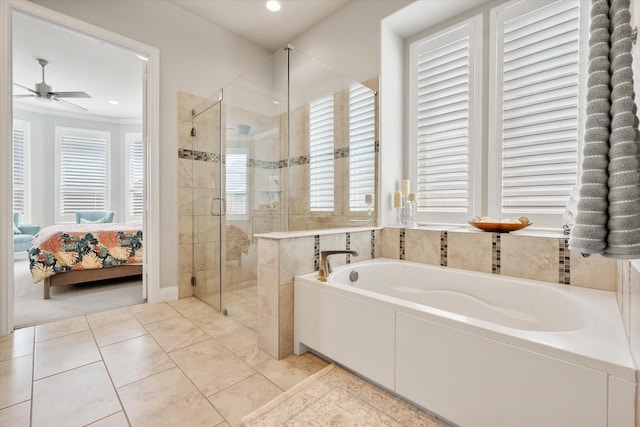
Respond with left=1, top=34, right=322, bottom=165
left=223, top=284, right=257, bottom=332
left=0, top=297, right=329, bottom=427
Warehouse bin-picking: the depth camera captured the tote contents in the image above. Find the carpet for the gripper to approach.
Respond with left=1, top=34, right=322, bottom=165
left=13, top=259, right=145, bottom=328
left=241, top=364, right=450, bottom=426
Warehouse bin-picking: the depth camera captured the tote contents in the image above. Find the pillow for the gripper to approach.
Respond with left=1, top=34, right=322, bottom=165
left=13, top=224, right=22, bottom=234
left=80, top=217, right=106, bottom=224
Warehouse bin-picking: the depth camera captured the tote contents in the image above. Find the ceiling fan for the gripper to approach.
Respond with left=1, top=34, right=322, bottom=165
left=13, top=58, right=91, bottom=111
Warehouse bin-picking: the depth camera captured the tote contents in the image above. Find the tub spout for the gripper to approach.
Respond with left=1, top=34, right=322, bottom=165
left=318, top=250, right=359, bottom=282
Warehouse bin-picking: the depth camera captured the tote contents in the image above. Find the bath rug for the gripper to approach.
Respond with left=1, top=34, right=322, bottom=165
left=241, top=363, right=450, bottom=426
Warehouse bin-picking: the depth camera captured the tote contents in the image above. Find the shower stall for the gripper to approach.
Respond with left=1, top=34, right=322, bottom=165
left=184, top=46, right=378, bottom=330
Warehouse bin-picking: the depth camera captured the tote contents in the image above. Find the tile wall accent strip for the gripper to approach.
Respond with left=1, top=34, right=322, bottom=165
left=180, top=146, right=376, bottom=168
left=370, top=230, right=376, bottom=259
left=492, top=233, right=501, bottom=274
left=346, top=232, right=351, bottom=264
left=440, top=231, right=448, bottom=267
left=559, top=238, right=571, bottom=285
left=314, top=235, right=320, bottom=271
left=399, top=229, right=405, bottom=260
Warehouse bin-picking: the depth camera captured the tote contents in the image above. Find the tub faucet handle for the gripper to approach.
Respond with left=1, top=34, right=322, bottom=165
left=318, top=250, right=359, bottom=282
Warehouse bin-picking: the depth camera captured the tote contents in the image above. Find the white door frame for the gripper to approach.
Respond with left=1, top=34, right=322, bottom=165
left=0, top=0, right=161, bottom=336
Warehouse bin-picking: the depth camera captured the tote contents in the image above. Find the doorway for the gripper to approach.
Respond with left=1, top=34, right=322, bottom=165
left=0, top=0, right=161, bottom=336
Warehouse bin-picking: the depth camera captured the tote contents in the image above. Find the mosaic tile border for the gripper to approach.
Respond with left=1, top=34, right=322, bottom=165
left=559, top=238, right=571, bottom=285
left=346, top=232, right=351, bottom=264
left=370, top=230, right=376, bottom=259
left=492, top=233, right=501, bottom=274
left=399, top=228, right=405, bottom=260
left=314, top=235, right=320, bottom=271
left=440, top=231, right=448, bottom=267
left=179, top=144, right=377, bottom=169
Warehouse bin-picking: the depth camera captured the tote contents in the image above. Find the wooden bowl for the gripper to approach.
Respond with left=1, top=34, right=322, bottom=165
left=468, top=221, right=531, bottom=233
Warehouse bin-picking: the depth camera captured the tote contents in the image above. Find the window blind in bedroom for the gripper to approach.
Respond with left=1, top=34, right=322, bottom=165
left=127, top=134, right=144, bottom=220
left=58, top=131, right=109, bottom=216
left=12, top=124, right=26, bottom=216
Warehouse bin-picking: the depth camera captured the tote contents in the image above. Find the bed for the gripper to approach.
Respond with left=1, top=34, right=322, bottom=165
left=28, top=223, right=143, bottom=299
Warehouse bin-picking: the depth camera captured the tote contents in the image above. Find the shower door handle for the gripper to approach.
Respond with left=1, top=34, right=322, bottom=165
left=210, top=197, right=226, bottom=216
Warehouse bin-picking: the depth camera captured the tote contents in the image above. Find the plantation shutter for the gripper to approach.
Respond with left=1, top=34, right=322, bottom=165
left=12, top=125, right=26, bottom=215
left=59, top=133, right=108, bottom=215
left=127, top=135, right=144, bottom=219
left=349, top=84, right=376, bottom=212
left=226, top=152, right=247, bottom=217
left=309, top=95, right=334, bottom=211
left=415, top=35, right=471, bottom=214
left=497, top=0, right=580, bottom=218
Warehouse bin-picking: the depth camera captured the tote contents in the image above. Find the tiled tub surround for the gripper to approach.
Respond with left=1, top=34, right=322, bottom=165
left=294, top=259, right=636, bottom=426
left=258, top=226, right=624, bottom=361
left=257, top=228, right=381, bottom=359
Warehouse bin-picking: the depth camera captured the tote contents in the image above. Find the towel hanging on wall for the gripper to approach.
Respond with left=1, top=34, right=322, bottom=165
left=569, top=0, right=640, bottom=259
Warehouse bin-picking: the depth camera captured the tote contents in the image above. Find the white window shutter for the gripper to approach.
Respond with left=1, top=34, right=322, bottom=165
left=309, top=95, right=335, bottom=212
left=127, top=134, right=144, bottom=220
left=12, top=123, right=26, bottom=216
left=56, top=128, right=110, bottom=222
left=349, top=84, right=376, bottom=212
left=226, top=152, right=248, bottom=218
left=491, top=0, right=580, bottom=225
left=409, top=17, right=482, bottom=223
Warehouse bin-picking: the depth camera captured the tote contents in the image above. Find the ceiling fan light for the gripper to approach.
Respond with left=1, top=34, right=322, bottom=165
left=266, top=0, right=281, bottom=12
left=108, top=100, right=119, bottom=105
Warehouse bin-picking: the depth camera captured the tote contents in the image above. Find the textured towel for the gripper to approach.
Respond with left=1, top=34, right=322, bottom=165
left=569, top=0, right=640, bottom=259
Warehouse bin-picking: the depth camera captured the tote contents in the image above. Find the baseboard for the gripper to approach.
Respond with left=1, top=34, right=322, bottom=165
left=159, top=285, right=178, bottom=302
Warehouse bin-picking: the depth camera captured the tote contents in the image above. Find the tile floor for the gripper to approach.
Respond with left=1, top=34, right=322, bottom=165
left=0, top=297, right=328, bottom=427
left=222, top=285, right=257, bottom=332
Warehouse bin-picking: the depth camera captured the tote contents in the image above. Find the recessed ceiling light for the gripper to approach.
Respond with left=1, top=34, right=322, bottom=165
left=136, top=54, right=149, bottom=61
left=266, top=0, right=281, bottom=12
left=108, top=100, right=119, bottom=105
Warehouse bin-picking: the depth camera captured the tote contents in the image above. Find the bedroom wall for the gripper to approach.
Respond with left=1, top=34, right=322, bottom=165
left=27, top=0, right=270, bottom=292
left=13, top=107, right=138, bottom=228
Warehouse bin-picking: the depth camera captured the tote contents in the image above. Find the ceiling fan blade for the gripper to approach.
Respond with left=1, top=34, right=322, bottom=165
left=50, top=91, right=91, bottom=99
left=13, top=94, right=35, bottom=99
left=13, top=82, right=37, bottom=94
left=53, top=97, right=88, bottom=112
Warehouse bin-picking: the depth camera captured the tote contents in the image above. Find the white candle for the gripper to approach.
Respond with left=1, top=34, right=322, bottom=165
left=393, top=191, right=401, bottom=208
left=408, top=192, right=416, bottom=202
left=402, top=179, right=410, bottom=195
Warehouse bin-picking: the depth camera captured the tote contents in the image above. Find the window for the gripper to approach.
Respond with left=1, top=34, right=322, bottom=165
left=349, top=84, right=376, bottom=212
left=55, top=127, right=110, bottom=223
left=126, top=133, right=144, bottom=222
left=408, top=0, right=582, bottom=228
left=409, top=17, right=482, bottom=224
left=489, top=0, right=581, bottom=227
left=226, top=150, right=248, bottom=219
left=309, top=95, right=335, bottom=212
left=12, top=120, right=30, bottom=221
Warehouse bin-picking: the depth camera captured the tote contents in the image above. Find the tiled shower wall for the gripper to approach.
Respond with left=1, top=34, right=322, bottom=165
left=258, top=226, right=624, bottom=360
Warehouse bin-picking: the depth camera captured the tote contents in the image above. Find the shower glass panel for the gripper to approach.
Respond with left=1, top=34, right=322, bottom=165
left=189, top=46, right=377, bottom=331
left=190, top=91, right=223, bottom=311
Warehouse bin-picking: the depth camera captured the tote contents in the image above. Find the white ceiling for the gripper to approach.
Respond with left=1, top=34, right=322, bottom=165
left=12, top=11, right=146, bottom=120
left=167, top=0, right=350, bottom=52
left=12, top=1, right=350, bottom=120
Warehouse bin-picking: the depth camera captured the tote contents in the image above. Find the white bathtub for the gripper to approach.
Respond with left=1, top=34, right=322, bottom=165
left=293, top=258, right=637, bottom=427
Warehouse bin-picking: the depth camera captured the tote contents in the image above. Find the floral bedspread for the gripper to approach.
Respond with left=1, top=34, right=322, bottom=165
left=28, top=223, right=143, bottom=283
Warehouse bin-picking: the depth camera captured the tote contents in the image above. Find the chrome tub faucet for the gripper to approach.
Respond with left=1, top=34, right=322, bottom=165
left=317, top=250, right=359, bottom=282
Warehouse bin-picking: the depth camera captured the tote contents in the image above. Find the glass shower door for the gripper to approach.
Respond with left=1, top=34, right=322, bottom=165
left=219, top=49, right=289, bottom=331
left=191, top=92, right=223, bottom=311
